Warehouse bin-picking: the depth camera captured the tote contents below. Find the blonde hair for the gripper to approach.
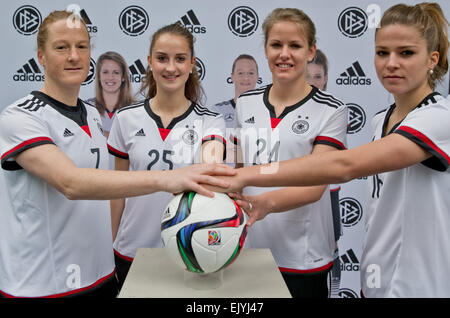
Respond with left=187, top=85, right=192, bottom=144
left=262, top=8, right=316, bottom=48
left=94, top=51, right=135, bottom=115
left=377, top=2, right=449, bottom=89
left=37, top=10, right=89, bottom=51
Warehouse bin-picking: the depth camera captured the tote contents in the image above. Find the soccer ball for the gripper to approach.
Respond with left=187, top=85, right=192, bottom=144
left=161, top=191, right=248, bottom=274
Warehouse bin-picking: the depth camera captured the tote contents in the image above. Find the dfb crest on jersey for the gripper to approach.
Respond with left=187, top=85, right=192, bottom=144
left=292, top=119, right=309, bottom=135
left=182, top=129, right=198, bottom=145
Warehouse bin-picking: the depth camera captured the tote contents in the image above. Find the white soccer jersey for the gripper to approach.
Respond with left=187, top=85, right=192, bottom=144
left=233, top=85, right=347, bottom=272
left=84, top=98, right=118, bottom=170
left=0, top=91, right=115, bottom=297
left=108, top=98, right=226, bottom=260
left=209, top=99, right=237, bottom=165
left=84, top=98, right=116, bottom=133
left=361, top=93, right=450, bottom=298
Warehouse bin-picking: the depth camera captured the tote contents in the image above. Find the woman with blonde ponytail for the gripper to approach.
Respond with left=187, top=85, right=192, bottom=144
left=226, top=2, right=450, bottom=298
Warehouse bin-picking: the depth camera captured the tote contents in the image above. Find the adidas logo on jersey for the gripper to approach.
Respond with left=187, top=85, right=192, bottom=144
left=135, top=128, right=146, bottom=136
left=336, top=61, right=371, bottom=86
left=244, top=116, right=255, bottom=124
left=340, top=249, right=360, bottom=271
left=13, top=58, right=45, bottom=82
left=129, top=59, right=146, bottom=83
left=178, top=10, right=206, bottom=33
left=63, top=128, right=74, bottom=137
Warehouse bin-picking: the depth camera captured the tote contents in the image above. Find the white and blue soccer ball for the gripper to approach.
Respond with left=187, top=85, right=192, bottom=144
left=161, top=192, right=248, bottom=274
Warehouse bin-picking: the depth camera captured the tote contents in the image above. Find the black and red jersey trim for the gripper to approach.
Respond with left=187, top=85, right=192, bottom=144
left=202, top=134, right=226, bottom=146
left=114, top=249, right=134, bottom=262
left=395, top=125, right=450, bottom=171
left=202, top=134, right=227, bottom=161
left=107, top=144, right=129, bottom=159
left=279, top=261, right=333, bottom=274
left=230, top=134, right=239, bottom=146
left=313, top=136, right=346, bottom=150
left=1, top=136, right=54, bottom=170
left=0, top=269, right=115, bottom=298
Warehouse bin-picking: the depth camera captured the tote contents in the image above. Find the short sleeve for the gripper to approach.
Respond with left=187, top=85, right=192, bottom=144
left=201, top=114, right=226, bottom=161
left=394, top=100, right=450, bottom=171
left=107, top=113, right=129, bottom=160
left=0, top=104, right=54, bottom=170
left=201, top=113, right=226, bottom=146
left=313, top=104, right=348, bottom=150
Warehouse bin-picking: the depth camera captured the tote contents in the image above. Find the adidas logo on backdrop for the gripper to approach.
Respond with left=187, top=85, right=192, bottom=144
left=79, top=9, right=98, bottom=33
left=336, top=61, right=371, bottom=86
left=340, top=249, right=360, bottom=272
left=178, top=10, right=206, bottom=34
left=129, top=59, right=147, bottom=83
left=13, top=58, right=44, bottom=82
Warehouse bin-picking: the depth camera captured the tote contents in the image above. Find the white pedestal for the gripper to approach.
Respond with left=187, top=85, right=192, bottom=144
left=118, top=248, right=291, bottom=298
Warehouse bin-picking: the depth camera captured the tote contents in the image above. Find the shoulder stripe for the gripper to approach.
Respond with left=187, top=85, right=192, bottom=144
left=83, top=99, right=95, bottom=107
left=194, top=104, right=219, bottom=117
left=313, top=91, right=344, bottom=108
left=239, top=86, right=266, bottom=98
left=117, top=101, right=145, bottom=114
left=17, top=96, right=46, bottom=112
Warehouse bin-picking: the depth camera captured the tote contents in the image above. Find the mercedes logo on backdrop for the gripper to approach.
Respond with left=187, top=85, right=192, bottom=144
left=118, top=6, right=149, bottom=36
left=13, top=5, right=42, bottom=36
left=228, top=6, right=258, bottom=37
left=338, top=7, right=368, bottom=38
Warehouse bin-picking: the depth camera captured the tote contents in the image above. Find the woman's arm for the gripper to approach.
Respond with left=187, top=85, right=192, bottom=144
left=235, top=133, right=431, bottom=190
left=110, top=157, right=129, bottom=241
left=230, top=144, right=335, bottom=226
left=202, top=140, right=225, bottom=164
left=15, top=144, right=235, bottom=200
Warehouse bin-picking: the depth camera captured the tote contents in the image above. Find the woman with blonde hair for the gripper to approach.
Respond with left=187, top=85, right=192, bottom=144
left=0, top=10, right=233, bottom=298
left=228, top=2, right=450, bottom=298
left=230, top=8, right=348, bottom=298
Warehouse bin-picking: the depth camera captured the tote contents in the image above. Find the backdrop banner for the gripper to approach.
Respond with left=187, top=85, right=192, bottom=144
left=1, top=0, right=449, bottom=298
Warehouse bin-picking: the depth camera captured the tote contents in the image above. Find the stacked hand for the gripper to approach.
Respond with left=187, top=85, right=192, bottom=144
left=162, top=163, right=237, bottom=197
left=228, top=192, right=271, bottom=227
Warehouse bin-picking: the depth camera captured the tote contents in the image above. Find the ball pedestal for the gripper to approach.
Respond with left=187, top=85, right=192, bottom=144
left=184, top=270, right=223, bottom=290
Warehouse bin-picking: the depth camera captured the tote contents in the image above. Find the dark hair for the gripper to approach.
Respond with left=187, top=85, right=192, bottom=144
left=377, top=2, right=449, bottom=89
left=139, top=23, right=205, bottom=105
left=94, top=51, right=135, bottom=115
left=232, top=54, right=259, bottom=74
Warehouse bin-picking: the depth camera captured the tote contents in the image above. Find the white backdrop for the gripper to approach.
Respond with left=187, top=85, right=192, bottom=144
left=1, top=0, right=449, bottom=298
